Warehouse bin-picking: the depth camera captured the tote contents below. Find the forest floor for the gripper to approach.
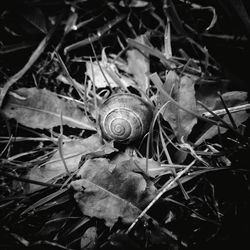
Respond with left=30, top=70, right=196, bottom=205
left=0, top=1, right=250, bottom=250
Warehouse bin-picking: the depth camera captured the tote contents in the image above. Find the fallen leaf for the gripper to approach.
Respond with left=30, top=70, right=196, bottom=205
left=127, top=35, right=150, bottom=92
left=1, top=88, right=96, bottom=131
left=158, top=70, right=179, bottom=124
left=71, top=157, right=157, bottom=226
left=111, top=150, right=166, bottom=178
left=177, top=76, right=197, bottom=139
left=81, top=226, right=98, bottom=250
left=159, top=71, right=197, bottom=140
left=72, top=178, right=142, bottom=227
left=86, top=60, right=118, bottom=88
left=86, top=50, right=133, bottom=89
left=26, top=134, right=115, bottom=193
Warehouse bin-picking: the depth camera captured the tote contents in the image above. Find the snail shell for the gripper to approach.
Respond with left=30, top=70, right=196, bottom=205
left=98, top=93, right=154, bottom=143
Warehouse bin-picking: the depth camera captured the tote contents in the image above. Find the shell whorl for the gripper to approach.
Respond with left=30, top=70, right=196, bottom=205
left=99, top=93, right=153, bottom=143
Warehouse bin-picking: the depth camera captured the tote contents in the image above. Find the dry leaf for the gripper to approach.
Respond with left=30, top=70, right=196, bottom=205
left=127, top=35, right=149, bottom=92
left=1, top=88, right=96, bottom=130
left=86, top=60, right=118, bottom=88
left=159, top=71, right=197, bottom=140
left=26, top=134, right=115, bottom=193
left=177, top=76, right=197, bottom=139
left=111, top=150, right=166, bottom=178
left=71, top=157, right=157, bottom=226
left=86, top=51, right=133, bottom=89
left=159, top=70, right=179, bottom=125
left=81, top=226, right=98, bottom=250
left=72, top=178, right=142, bottom=227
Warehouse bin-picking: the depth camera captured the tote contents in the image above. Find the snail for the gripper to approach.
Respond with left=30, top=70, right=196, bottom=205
left=98, top=93, right=154, bottom=144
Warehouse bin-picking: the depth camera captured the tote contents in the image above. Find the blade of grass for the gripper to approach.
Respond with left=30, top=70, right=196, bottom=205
left=202, top=104, right=250, bottom=117
left=0, top=170, right=62, bottom=188
left=163, top=0, right=186, bottom=35
left=127, top=38, right=174, bottom=70
left=21, top=188, right=68, bottom=215
left=197, top=100, right=244, bottom=136
left=164, top=16, right=172, bottom=59
left=0, top=135, right=13, bottom=158
left=64, top=15, right=126, bottom=53
left=62, top=217, right=90, bottom=238
left=0, top=136, right=74, bottom=143
left=55, top=52, right=88, bottom=104
left=0, top=42, right=35, bottom=54
left=178, top=0, right=217, bottom=31
left=164, top=198, right=220, bottom=225
left=30, top=240, right=74, bottom=250
left=159, top=126, right=190, bottom=200
left=58, top=112, right=70, bottom=176
left=217, top=91, right=237, bottom=129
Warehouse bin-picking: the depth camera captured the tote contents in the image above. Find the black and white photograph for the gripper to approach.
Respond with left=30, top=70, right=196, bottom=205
left=0, top=1, right=249, bottom=249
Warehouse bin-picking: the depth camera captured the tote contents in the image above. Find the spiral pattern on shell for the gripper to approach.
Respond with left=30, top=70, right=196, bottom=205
left=98, top=93, right=153, bottom=143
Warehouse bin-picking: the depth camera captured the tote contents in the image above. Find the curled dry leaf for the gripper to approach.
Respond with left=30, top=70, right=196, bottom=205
left=86, top=60, right=118, bottom=88
left=71, top=157, right=157, bottom=227
left=26, top=134, right=115, bottom=193
left=85, top=57, right=133, bottom=89
left=1, top=88, right=96, bottom=131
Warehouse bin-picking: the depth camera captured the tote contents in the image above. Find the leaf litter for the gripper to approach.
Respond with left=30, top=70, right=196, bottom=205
left=0, top=1, right=250, bottom=249
left=1, top=87, right=96, bottom=130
